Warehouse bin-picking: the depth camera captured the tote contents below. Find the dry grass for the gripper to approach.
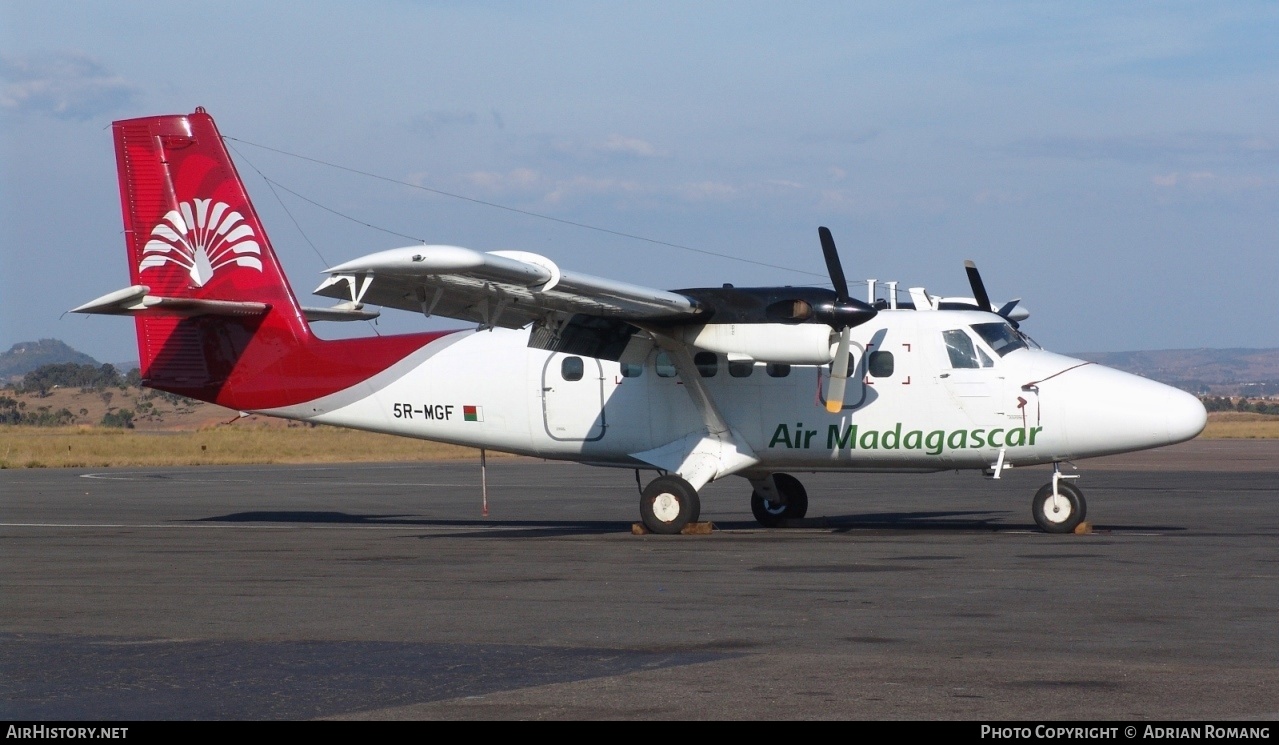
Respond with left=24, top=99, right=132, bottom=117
left=0, top=424, right=490, bottom=469
left=1201, top=413, right=1279, bottom=440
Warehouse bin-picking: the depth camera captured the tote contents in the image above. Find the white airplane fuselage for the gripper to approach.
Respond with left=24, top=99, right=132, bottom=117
left=262, top=309, right=1206, bottom=475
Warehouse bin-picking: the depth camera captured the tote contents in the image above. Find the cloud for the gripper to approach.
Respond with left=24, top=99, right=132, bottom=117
left=593, top=134, right=665, bottom=158
left=410, top=109, right=480, bottom=135
left=0, top=51, right=140, bottom=120
left=1014, top=132, right=1278, bottom=166
left=675, top=181, right=738, bottom=202
left=1150, top=171, right=1265, bottom=192
left=463, top=168, right=542, bottom=192
left=544, top=133, right=668, bottom=162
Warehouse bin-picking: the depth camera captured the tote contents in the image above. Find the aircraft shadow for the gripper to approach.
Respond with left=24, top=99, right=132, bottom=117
left=194, top=510, right=1186, bottom=537
left=193, top=511, right=635, bottom=538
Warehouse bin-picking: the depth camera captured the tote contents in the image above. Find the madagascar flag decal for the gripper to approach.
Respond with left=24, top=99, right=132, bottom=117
left=463, top=405, right=483, bottom=422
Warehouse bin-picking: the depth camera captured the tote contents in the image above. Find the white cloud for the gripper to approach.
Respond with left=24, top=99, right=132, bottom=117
left=410, top=109, right=480, bottom=135
left=675, top=181, right=738, bottom=202
left=1151, top=171, right=1265, bottom=191
left=0, top=51, right=140, bottom=120
left=593, top=134, right=665, bottom=158
left=464, top=168, right=542, bottom=192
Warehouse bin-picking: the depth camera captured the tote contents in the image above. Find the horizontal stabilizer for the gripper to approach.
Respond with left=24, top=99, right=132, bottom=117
left=71, top=285, right=270, bottom=317
left=301, top=304, right=381, bottom=322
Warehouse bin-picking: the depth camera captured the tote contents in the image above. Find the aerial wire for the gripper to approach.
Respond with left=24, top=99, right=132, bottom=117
left=228, top=142, right=384, bottom=335
left=223, top=135, right=827, bottom=280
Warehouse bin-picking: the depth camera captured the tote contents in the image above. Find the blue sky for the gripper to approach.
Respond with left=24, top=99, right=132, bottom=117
left=2, top=1, right=1276, bottom=362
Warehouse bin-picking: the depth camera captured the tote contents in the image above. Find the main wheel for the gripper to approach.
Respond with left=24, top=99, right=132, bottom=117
left=640, top=474, right=701, bottom=534
left=1032, top=481, right=1086, bottom=534
left=751, top=472, right=809, bottom=528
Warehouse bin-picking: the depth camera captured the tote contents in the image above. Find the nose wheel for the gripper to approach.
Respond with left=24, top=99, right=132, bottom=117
left=750, top=472, right=809, bottom=528
left=640, top=474, right=701, bottom=534
left=1032, top=480, right=1086, bottom=533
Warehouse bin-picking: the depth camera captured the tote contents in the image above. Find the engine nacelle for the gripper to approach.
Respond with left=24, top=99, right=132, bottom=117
left=679, top=323, right=836, bottom=365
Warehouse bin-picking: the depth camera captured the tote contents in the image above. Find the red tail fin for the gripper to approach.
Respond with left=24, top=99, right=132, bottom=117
left=113, top=109, right=448, bottom=410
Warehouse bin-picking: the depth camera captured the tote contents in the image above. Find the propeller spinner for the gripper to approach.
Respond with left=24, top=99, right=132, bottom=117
left=816, top=227, right=877, bottom=413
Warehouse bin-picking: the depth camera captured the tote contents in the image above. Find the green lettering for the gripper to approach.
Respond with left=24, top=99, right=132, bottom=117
left=804, top=429, right=817, bottom=448
left=769, top=423, right=791, bottom=449
left=882, top=423, right=902, bottom=449
left=988, top=428, right=1005, bottom=447
left=947, top=429, right=968, bottom=449
left=971, top=429, right=986, bottom=448
left=1006, top=428, right=1026, bottom=447
left=1029, top=426, right=1043, bottom=446
left=903, top=430, right=923, bottom=449
left=828, top=424, right=857, bottom=449
left=925, top=430, right=945, bottom=455
left=860, top=429, right=879, bottom=449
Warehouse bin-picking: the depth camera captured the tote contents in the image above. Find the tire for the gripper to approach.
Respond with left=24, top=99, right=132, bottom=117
left=641, top=475, right=701, bottom=535
left=1032, top=481, right=1086, bottom=534
left=751, top=472, right=809, bottom=528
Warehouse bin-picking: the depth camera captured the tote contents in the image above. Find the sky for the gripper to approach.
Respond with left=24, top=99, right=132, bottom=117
left=2, top=1, right=1276, bottom=363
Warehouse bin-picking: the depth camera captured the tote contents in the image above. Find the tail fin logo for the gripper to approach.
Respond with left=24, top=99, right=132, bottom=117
left=139, top=198, right=263, bottom=286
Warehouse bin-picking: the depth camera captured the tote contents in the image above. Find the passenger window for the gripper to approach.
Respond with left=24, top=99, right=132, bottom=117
left=728, top=360, right=754, bottom=378
left=561, top=356, right=584, bottom=381
left=620, top=362, right=643, bottom=378
left=869, top=351, right=894, bottom=377
left=942, top=330, right=981, bottom=369
left=694, top=351, right=718, bottom=377
left=654, top=351, right=677, bottom=378
left=766, top=363, right=791, bottom=378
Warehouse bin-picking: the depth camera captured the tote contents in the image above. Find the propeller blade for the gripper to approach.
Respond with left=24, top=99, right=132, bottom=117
left=963, top=260, right=993, bottom=313
left=819, top=227, right=850, bottom=302
left=996, top=298, right=1021, bottom=317
left=825, top=328, right=852, bottom=414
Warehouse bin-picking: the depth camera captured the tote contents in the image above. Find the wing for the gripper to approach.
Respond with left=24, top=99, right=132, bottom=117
left=313, top=245, right=704, bottom=329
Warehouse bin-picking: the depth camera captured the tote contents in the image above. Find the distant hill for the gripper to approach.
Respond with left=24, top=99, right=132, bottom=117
left=0, top=339, right=100, bottom=380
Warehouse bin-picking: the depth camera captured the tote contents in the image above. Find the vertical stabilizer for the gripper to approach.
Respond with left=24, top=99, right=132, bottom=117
left=108, top=109, right=449, bottom=410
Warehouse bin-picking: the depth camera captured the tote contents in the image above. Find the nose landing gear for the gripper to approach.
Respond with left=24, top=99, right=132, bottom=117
left=1032, top=465, right=1086, bottom=533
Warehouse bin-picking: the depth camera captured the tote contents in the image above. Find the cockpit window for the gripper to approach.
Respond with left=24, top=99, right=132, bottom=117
left=942, top=329, right=993, bottom=369
left=970, top=322, right=1028, bottom=357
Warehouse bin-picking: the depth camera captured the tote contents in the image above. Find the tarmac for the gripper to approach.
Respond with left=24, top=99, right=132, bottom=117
left=2, top=439, right=1277, bottom=720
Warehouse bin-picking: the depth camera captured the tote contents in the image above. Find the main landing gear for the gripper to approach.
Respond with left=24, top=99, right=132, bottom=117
left=639, top=474, right=701, bottom=534
left=1032, top=465, right=1087, bottom=533
left=750, top=473, right=809, bottom=528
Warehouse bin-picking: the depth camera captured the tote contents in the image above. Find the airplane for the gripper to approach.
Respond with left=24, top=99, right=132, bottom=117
left=73, top=109, right=1207, bottom=535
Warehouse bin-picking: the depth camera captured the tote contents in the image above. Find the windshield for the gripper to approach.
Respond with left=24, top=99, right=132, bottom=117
left=971, top=322, right=1028, bottom=357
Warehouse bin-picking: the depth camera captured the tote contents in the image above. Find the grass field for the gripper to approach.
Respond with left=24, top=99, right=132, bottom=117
left=1, top=413, right=1274, bottom=469
left=0, top=424, right=491, bottom=469
left=1200, top=412, right=1279, bottom=440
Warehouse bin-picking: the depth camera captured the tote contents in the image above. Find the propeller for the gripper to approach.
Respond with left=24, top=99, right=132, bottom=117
left=816, top=227, right=877, bottom=413
left=964, top=259, right=1021, bottom=328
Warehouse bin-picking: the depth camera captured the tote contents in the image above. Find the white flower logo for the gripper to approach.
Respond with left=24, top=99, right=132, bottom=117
left=139, top=199, right=262, bottom=286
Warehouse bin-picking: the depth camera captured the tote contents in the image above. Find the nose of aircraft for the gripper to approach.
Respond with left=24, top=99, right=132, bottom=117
left=1163, top=384, right=1209, bottom=444
left=1041, top=361, right=1207, bottom=458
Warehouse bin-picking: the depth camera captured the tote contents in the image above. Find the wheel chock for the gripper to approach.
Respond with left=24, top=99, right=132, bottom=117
left=630, top=522, right=716, bottom=536
left=1073, top=521, right=1093, bottom=535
